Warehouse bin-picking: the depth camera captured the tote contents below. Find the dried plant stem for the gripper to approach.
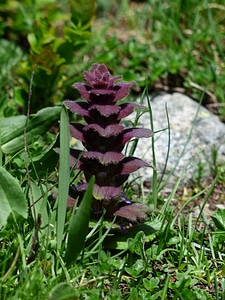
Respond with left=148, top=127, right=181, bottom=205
left=23, top=67, right=42, bottom=263
left=24, top=66, right=36, bottom=222
left=2, top=246, right=20, bottom=282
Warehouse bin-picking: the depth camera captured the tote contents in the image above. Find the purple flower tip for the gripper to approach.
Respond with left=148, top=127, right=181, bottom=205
left=84, top=63, right=122, bottom=89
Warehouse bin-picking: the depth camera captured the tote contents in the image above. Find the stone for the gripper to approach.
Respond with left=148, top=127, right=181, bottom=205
left=126, top=93, right=225, bottom=189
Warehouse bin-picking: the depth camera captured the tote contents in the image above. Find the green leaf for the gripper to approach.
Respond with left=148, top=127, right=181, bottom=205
left=0, top=39, right=23, bottom=80
left=64, top=176, right=95, bottom=266
left=57, top=105, right=70, bottom=251
left=70, top=0, right=95, bottom=28
left=143, top=277, right=160, bottom=292
left=27, top=33, right=39, bottom=54
left=125, top=259, right=145, bottom=277
left=104, top=223, right=157, bottom=250
left=28, top=181, right=49, bottom=228
left=211, top=209, right=225, bottom=231
left=0, top=166, right=28, bottom=227
left=48, top=282, right=78, bottom=300
left=54, top=40, right=74, bottom=64
left=1, top=106, right=61, bottom=154
left=0, top=115, right=26, bottom=129
left=0, top=115, right=26, bottom=144
left=63, top=27, right=91, bottom=49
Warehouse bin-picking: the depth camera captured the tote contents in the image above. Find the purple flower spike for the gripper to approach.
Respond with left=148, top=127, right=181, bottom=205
left=73, top=63, right=135, bottom=104
left=64, top=63, right=153, bottom=223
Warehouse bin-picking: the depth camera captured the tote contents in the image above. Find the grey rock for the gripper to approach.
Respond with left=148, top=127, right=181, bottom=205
left=126, top=93, right=225, bottom=189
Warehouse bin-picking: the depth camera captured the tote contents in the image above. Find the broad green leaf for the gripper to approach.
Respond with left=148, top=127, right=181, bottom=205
left=143, top=277, right=160, bottom=292
left=0, top=166, right=28, bottom=226
left=1, top=106, right=61, bottom=154
left=0, top=115, right=26, bottom=129
left=0, top=115, right=26, bottom=144
left=65, top=176, right=95, bottom=266
left=212, top=209, right=225, bottom=231
left=27, top=33, right=39, bottom=54
left=125, top=259, right=145, bottom=277
left=57, top=105, right=70, bottom=251
left=54, top=40, right=74, bottom=64
left=48, top=282, right=77, bottom=300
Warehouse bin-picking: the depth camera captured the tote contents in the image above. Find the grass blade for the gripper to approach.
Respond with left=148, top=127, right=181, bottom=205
left=146, top=89, right=157, bottom=208
left=57, top=105, right=70, bottom=251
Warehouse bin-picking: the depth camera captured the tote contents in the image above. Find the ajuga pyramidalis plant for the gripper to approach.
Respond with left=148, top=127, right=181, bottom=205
left=64, top=64, right=153, bottom=223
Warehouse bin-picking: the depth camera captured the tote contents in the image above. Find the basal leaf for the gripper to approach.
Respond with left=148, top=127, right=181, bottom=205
left=0, top=115, right=26, bottom=145
left=1, top=106, right=61, bottom=154
left=0, top=115, right=26, bottom=129
left=57, top=105, right=70, bottom=251
left=212, top=209, right=225, bottom=231
left=0, top=166, right=28, bottom=227
left=64, top=176, right=95, bottom=266
left=48, top=282, right=77, bottom=300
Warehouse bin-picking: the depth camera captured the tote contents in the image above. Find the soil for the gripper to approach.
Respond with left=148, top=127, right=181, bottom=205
left=159, top=175, right=225, bottom=218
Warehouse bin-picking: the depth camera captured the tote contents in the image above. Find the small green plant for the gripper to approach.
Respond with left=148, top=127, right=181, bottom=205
left=0, top=39, right=23, bottom=117
left=0, top=0, right=96, bottom=113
